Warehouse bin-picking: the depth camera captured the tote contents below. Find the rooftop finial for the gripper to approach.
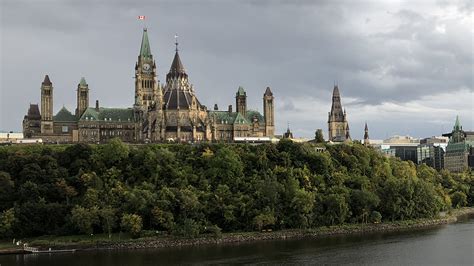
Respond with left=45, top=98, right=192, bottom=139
left=174, top=33, right=179, bottom=52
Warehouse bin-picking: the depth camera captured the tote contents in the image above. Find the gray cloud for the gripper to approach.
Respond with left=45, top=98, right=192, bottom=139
left=1, top=0, right=472, bottom=139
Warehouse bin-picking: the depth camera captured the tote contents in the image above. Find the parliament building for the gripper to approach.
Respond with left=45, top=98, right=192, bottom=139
left=23, top=28, right=275, bottom=143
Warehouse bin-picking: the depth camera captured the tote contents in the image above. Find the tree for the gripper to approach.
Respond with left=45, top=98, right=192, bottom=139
left=290, top=189, right=315, bottom=228
left=71, top=206, right=99, bottom=235
left=121, top=213, right=142, bottom=238
left=0, top=172, right=14, bottom=210
left=451, top=191, right=467, bottom=208
left=369, top=211, right=382, bottom=223
left=151, top=206, right=175, bottom=231
left=323, top=193, right=349, bottom=225
left=99, top=207, right=117, bottom=238
left=315, top=129, right=325, bottom=143
left=0, top=208, right=16, bottom=238
left=253, top=212, right=276, bottom=231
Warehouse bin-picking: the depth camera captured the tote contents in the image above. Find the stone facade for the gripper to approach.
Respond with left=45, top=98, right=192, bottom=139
left=22, top=28, right=275, bottom=143
left=328, top=85, right=350, bottom=142
left=443, top=116, right=474, bottom=173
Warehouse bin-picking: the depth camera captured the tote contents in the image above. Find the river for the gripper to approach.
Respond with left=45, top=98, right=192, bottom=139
left=1, top=216, right=473, bottom=265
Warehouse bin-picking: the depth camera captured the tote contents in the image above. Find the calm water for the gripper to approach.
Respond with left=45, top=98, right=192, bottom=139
left=2, top=217, right=473, bottom=266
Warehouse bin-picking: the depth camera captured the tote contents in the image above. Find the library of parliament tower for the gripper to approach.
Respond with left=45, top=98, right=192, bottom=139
left=23, top=28, right=275, bottom=143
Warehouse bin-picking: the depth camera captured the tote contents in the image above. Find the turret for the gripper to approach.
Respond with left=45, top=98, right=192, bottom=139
left=40, top=75, right=54, bottom=134
left=363, top=122, right=370, bottom=145
left=263, top=87, right=275, bottom=136
left=236, top=86, right=247, bottom=117
left=75, top=77, right=89, bottom=118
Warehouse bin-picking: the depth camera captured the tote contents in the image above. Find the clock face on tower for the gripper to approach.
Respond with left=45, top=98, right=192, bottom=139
left=142, top=63, right=151, bottom=71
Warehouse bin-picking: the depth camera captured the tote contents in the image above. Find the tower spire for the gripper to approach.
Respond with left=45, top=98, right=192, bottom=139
left=364, top=122, right=370, bottom=145
left=140, top=28, right=152, bottom=58
left=174, top=33, right=179, bottom=52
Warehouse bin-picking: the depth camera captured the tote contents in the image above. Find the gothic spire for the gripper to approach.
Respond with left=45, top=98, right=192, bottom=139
left=140, top=28, right=152, bottom=58
left=42, top=75, right=52, bottom=86
left=330, top=85, right=344, bottom=122
left=454, top=115, right=462, bottom=131
left=264, top=87, right=273, bottom=96
left=364, top=122, right=369, bottom=140
left=169, top=51, right=185, bottom=74
left=79, top=77, right=87, bottom=86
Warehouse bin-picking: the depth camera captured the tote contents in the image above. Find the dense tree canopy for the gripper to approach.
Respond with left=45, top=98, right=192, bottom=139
left=0, top=139, right=472, bottom=239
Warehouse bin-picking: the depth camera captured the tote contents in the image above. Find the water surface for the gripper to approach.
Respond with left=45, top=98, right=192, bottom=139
left=2, top=217, right=473, bottom=265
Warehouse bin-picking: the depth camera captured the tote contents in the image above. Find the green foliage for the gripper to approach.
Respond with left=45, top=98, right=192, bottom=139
left=315, top=129, right=325, bottom=143
left=451, top=191, right=467, bottom=208
left=369, top=211, right=382, bottom=223
left=253, top=212, right=276, bottom=231
left=71, top=206, right=99, bottom=235
left=120, top=213, right=143, bottom=238
left=0, top=141, right=471, bottom=238
left=0, top=208, right=16, bottom=238
left=172, top=218, right=201, bottom=238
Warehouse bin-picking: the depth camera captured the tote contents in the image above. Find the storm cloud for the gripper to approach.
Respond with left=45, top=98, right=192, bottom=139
left=1, top=0, right=472, bottom=139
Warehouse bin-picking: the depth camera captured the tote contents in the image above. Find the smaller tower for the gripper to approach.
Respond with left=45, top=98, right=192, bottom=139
left=451, top=115, right=465, bottom=143
left=363, top=122, right=370, bottom=146
left=263, top=87, right=275, bottom=136
left=76, top=77, right=89, bottom=118
left=40, top=75, right=54, bottom=134
left=236, top=86, right=247, bottom=117
left=283, top=122, right=293, bottom=139
left=345, top=123, right=351, bottom=142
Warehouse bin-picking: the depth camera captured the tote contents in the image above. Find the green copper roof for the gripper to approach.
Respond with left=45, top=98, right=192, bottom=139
left=79, top=107, right=134, bottom=122
left=140, top=28, right=152, bottom=58
left=236, top=86, right=246, bottom=96
left=246, top=110, right=264, bottom=124
left=209, top=111, right=236, bottom=124
left=209, top=109, right=264, bottom=125
left=79, top=77, right=87, bottom=86
left=233, top=112, right=249, bottom=125
left=454, top=115, right=462, bottom=131
left=53, top=106, right=77, bottom=122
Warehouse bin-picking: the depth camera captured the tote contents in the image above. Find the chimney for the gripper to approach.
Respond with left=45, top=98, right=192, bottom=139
left=214, top=104, right=218, bottom=111
left=95, top=100, right=99, bottom=111
left=228, top=105, right=232, bottom=113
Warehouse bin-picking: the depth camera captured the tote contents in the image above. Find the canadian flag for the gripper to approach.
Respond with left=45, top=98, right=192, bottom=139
left=138, top=16, right=145, bottom=20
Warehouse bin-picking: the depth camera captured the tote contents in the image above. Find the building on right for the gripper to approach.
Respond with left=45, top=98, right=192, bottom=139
left=416, top=136, right=448, bottom=171
left=442, top=116, right=474, bottom=173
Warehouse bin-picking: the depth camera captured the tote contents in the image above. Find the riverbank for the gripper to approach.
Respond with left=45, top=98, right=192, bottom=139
left=2, top=207, right=473, bottom=254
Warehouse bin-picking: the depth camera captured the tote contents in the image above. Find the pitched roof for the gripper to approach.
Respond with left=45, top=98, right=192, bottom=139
left=79, top=77, right=87, bottom=86
left=209, top=109, right=264, bottom=125
left=236, top=86, right=246, bottom=96
left=329, top=85, right=344, bottom=122
left=26, top=104, right=41, bottom=119
left=53, top=106, right=77, bottom=122
left=454, top=115, right=462, bottom=131
left=163, top=89, right=201, bottom=110
left=246, top=110, right=265, bottom=124
left=233, top=112, right=249, bottom=125
left=264, top=87, right=273, bottom=96
left=42, top=75, right=52, bottom=86
left=79, top=107, right=134, bottom=122
left=169, top=51, right=186, bottom=74
left=140, top=28, right=152, bottom=58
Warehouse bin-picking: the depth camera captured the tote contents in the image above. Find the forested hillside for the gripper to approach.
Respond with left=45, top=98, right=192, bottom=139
left=0, top=139, right=472, bottom=239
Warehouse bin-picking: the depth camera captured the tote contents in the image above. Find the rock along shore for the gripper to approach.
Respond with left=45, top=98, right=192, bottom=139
left=54, top=207, right=474, bottom=252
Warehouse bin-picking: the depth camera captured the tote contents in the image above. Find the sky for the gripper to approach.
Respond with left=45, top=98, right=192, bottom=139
left=0, top=0, right=473, bottom=139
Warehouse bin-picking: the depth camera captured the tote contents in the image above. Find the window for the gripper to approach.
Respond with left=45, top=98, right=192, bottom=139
left=62, top=126, right=68, bottom=133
